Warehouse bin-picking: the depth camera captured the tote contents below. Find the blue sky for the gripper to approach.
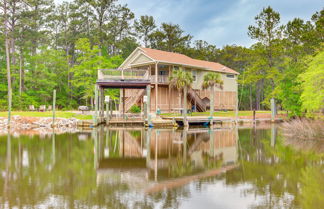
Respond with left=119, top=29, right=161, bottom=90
left=55, top=0, right=323, bottom=47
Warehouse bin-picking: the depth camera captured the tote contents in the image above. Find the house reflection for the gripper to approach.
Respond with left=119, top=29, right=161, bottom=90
left=95, top=127, right=238, bottom=188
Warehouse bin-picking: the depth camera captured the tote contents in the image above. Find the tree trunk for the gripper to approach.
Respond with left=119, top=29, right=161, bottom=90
left=256, top=80, right=263, bottom=110
left=210, top=85, right=215, bottom=124
left=249, top=85, right=253, bottom=110
left=19, top=52, right=22, bottom=96
left=4, top=0, right=12, bottom=125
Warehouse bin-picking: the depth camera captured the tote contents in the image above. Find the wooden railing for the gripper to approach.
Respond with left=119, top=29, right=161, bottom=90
left=150, top=75, right=169, bottom=84
left=98, top=68, right=149, bottom=81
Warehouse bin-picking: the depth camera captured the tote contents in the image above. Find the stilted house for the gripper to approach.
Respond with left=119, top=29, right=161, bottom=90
left=97, top=47, right=239, bottom=114
left=119, top=47, right=239, bottom=113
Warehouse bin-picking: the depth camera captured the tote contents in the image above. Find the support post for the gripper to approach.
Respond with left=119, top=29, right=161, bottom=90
left=168, top=65, right=171, bottom=112
left=271, top=98, right=276, bottom=122
left=52, top=89, right=56, bottom=127
left=106, top=102, right=109, bottom=125
left=123, top=88, right=126, bottom=119
left=253, top=109, right=256, bottom=123
left=94, top=85, right=99, bottom=125
left=146, top=85, right=152, bottom=126
left=155, top=62, right=158, bottom=112
left=100, top=87, right=105, bottom=122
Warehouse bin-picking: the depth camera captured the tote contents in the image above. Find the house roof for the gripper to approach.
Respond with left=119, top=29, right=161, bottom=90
left=138, top=47, right=239, bottom=75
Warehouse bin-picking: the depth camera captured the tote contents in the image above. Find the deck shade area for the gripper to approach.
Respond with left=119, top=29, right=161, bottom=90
left=95, top=68, right=152, bottom=125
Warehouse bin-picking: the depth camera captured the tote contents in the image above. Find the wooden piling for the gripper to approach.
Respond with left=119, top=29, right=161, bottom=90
left=146, top=85, right=152, bottom=126
left=52, top=89, right=56, bottom=127
left=106, top=102, right=109, bottom=125
left=94, top=85, right=99, bottom=125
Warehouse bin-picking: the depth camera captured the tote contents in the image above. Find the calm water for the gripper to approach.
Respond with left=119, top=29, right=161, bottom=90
left=0, top=125, right=323, bottom=209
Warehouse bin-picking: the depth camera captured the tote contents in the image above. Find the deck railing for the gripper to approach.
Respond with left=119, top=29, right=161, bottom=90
left=150, top=75, right=169, bottom=84
left=98, top=69, right=149, bottom=81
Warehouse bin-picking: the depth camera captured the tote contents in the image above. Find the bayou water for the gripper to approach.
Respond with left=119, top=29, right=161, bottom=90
left=0, top=125, right=323, bottom=209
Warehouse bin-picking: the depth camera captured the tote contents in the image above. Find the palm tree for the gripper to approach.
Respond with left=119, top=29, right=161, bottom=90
left=169, top=69, right=193, bottom=126
left=202, top=72, right=223, bottom=124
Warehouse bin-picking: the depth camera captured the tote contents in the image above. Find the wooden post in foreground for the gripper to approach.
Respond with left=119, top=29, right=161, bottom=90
left=146, top=85, right=151, bottom=126
left=123, top=88, right=126, bottom=119
left=253, top=109, right=256, bottom=123
left=52, top=89, right=56, bottom=127
left=271, top=98, right=276, bottom=122
left=105, top=96, right=110, bottom=125
left=94, top=85, right=98, bottom=125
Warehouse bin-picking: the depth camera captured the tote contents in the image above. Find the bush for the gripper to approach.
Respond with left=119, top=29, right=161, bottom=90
left=129, top=105, right=141, bottom=113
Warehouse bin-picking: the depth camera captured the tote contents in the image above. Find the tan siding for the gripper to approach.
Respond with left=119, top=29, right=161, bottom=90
left=131, top=53, right=153, bottom=65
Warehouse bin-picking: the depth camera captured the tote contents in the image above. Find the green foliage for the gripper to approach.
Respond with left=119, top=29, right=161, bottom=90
left=129, top=105, right=141, bottom=113
left=275, top=63, right=304, bottom=116
left=134, top=15, right=156, bottom=47
left=299, top=49, right=324, bottom=114
left=0, top=0, right=322, bottom=117
left=202, top=72, right=223, bottom=89
left=169, top=68, right=193, bottom=90
left=71, top=38, right=123, bottom=103
left=149, top=23, right=192, bottom=53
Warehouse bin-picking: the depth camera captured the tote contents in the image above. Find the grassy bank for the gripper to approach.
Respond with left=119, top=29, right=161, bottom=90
left=0, top=111, right=93, bottom=120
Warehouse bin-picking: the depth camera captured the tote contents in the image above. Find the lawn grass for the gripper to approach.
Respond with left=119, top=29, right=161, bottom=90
left=0, top=111, right=93, bottom=120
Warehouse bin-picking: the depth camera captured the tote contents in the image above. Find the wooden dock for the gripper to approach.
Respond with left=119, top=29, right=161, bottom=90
left=162, top=116, right=284, bottom=127
left=78, top=116, right=284, bottom=128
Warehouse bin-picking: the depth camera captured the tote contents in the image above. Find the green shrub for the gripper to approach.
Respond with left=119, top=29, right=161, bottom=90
left=129, top=105, right=141, bottom=113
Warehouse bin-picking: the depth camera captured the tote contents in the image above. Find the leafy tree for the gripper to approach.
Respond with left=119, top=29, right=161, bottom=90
left=299, top=49, right=324, bottom=115
left=202, top=72, right=223, bottom=118
left=149, top=23, right=192, bottom=53
left=134, top=15, right=156, bottom=47
left=71, top=38, right=122, bottom=106
left=247, top=6, right=284, bottom=108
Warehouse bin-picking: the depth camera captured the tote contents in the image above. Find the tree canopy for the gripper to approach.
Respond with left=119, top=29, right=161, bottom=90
left=0, top=1, right=323, bottom=116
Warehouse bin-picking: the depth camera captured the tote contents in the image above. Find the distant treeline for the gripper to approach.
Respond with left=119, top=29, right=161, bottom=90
left=0, top=0, right=323, bottom=116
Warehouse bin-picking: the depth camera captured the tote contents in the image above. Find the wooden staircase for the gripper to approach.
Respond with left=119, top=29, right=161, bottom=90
left=187, top=89, right=207, bottom=112
left=121, top=89, right=145, bottom=112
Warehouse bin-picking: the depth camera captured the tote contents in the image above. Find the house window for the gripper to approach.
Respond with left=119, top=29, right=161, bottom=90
left=192, top=70, right=197, bottom=81
left=159, top=70, right=168, bottom=75
left=226, top=74, right=235, bottom=79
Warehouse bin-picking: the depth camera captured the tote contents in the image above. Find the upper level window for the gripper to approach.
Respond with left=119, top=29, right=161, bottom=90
left=159, top=70, right=168, bottom=75
left=226, top=74, right=235, bottom=79
left=192, top=70, right=197, bottom=81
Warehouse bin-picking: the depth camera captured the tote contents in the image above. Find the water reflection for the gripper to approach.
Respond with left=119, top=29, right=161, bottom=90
left=94, top=127, right=238, bottom=192
left=0, top=125, right=323, bottom=209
